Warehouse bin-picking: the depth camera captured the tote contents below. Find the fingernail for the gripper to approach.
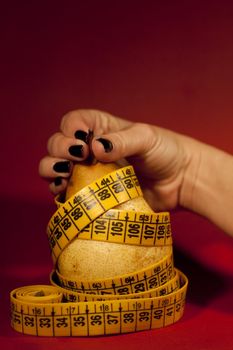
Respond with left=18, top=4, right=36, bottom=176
left=54, top=177, right=62, bottom=186
left=96, top=138, right=113, bottom=153
left=74, top=130, right=89, bottom=144
left=69, top=145, right=84, bottom=158
left=53, top=161, right=70, bottom=173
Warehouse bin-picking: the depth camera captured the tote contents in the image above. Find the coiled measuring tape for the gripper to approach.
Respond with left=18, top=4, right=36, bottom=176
left=10, top=165, right=188, bottom=336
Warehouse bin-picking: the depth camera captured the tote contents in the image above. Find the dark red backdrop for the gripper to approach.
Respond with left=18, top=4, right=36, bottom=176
left=1, top=1, right=233, bottom=349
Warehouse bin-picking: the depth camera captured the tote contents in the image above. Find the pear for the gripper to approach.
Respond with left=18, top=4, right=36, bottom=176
left=57, top=161, right=171, bottom=280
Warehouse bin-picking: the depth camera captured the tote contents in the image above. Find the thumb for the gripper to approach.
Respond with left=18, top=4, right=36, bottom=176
left=91, top=123, right=157, bottom=162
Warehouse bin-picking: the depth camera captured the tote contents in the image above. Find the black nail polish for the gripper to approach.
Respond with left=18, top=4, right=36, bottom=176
left=96, top=138, right=113, bottom=153
left=53, top=161, right=70, bottom=173
left=54, top=177, right=62, bottom=186
left=69, top=145, right=84, bottom=158
left=74, top=130, right=89, bottom=144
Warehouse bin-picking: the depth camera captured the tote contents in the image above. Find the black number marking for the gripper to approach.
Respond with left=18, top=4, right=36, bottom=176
left=61, top=218, right=71, bottom=230
left=90, top=315, right=102, bottom=325
left=71, top=207, right=83, bottom=220
left=139, top=311, right=150, bottom=322
left=54, top=227, right=62, bottom=240
left=134, top=283, right=145, bottom=293
left=111, top=182, right=124, bottom=193
left=98, top=189, right=111, bottom=200
left=56, top=317, right=68, bottom=328
left=39, top=317, right=51, bottom=328
left=144, top=224, right=155, bottom=239
left=124, top=179, right=133, bottom=189
left=110, top=221, right=124, bottom=234
left=148, top=276, right=158, bottom=289
left=73, top=316, right=86, bottom=327
left=83, top=197, right=97, bottom=210
left=153, top=309, right=163, bottom=319
left=123, top=313, right=134, bottom=323
left=107, top=314, right=118, bottom=325
left=117, top=287, right=130, bottom=295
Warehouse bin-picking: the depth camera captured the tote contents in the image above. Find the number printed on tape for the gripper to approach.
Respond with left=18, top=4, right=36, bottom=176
left=10, top=165, right=188, bottom=336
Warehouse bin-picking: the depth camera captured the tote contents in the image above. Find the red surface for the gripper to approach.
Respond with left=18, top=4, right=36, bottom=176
left=1, top=1, right=233, bottom=349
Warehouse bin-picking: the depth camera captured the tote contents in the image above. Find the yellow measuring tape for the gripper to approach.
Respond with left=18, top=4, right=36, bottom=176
left=10, top=165, right=188, bottom=336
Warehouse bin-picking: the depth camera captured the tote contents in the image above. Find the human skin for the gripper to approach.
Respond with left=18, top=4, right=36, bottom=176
left=39, top=109, right=233, bottom=237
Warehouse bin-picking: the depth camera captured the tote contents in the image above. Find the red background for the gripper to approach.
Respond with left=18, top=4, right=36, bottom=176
left=1, top=1, right=233, bottom=349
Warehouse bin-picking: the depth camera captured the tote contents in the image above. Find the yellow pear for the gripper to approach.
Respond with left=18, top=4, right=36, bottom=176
left=57, top=161, right=171, bottom=280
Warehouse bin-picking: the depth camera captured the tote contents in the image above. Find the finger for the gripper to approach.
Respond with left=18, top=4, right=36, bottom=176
left=91, top=122, right=156, bottom=162
left=38, top=156, right=73, bottom=179
left=60, top=109, right=132, bottom=139
left=47, top=132, right=89, bottom=161
left=49, top=177, right=68, bottom=195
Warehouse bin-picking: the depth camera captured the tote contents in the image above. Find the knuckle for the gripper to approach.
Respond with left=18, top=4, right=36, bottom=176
left=134, top=123, right=156, bottom=149
left=61, top=109, right=107, bottom=134
left=38, top=158, right=47, bottom=177
left=47, top=135, right=54, bottom=153
left=47, top=132, right=61, bottom=153
left=135, top=122, right=153, bottom=136
left=60, top=110, right=76, bottom=132
left=113, top=132, right=127, bottom=155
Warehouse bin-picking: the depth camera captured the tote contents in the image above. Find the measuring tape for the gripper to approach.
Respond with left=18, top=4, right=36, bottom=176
left=10, top=165, right=188, bottom=336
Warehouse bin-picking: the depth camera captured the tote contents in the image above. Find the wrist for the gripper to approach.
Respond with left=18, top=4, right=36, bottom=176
left=180, top=136, right=233, bottom=235
left=178, top=135, right=204, bottom=211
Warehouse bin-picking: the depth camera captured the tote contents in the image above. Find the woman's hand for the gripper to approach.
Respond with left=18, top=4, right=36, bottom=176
left=39, top=109, right=198, bottom=211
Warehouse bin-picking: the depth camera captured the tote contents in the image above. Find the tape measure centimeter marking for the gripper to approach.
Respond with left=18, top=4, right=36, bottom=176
left=48, top=209, right=172, bottom=255
left=80, top=209, right=172, bottom=246
left=55, top=253, right=174, bottom=295
left=11, top=270, right=188, bottom=337
left=53, top=269, right=181, bottom=302
left=48, top=166, right=143, bottom=263
left=10, top=165, right=189, bottom=337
